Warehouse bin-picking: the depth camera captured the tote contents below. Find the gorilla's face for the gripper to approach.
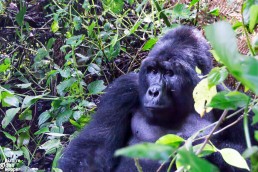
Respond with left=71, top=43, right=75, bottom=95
left=141, top=59, right=175, bottom=110
left=139, top=48, right=201, bottom=123
left=138, top=28, right=212, bottom=123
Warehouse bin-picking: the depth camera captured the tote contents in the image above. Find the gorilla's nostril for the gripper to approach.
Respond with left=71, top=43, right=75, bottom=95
left=153, top=91, right=159, bottom=97
left=148, top=89, right=153, bottom=96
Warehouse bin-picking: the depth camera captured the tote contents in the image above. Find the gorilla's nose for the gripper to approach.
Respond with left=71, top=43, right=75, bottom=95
left=148, top=85, right=161, bottom=98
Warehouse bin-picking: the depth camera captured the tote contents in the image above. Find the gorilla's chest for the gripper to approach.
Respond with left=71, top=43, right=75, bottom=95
left=129, top=111, right=213, bottom=144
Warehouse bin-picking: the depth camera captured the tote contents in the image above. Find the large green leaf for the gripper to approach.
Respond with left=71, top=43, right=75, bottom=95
left=208, top=91, right=250, bottom=110
left=115, top=143, right=174, bottom=161
left=205, top=22, right=258, bottom=95
left=177, top=149, right=219, bottom=172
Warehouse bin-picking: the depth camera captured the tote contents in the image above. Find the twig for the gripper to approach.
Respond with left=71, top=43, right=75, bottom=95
left=134, top=158, right=143, bottom=172
left=196, top=114, right=244, bottom=141
left=196, top=109, right=229, bottom=155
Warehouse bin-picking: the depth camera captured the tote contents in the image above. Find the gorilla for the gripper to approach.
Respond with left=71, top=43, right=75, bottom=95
left=58, top=26, right=254, bottom=172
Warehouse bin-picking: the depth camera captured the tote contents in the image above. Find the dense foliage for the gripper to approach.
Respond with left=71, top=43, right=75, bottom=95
left=0, top=0, right=257, bottom=171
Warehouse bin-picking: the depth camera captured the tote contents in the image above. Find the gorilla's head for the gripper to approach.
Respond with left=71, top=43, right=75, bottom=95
left=139, top=26, right=212, bottom=123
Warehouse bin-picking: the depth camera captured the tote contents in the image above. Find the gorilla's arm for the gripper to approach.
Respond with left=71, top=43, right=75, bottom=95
left=58, top=73, right=139, bottom=172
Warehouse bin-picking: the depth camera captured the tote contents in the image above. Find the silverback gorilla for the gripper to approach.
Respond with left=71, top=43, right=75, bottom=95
left=58, top=26, right=253, bottom=172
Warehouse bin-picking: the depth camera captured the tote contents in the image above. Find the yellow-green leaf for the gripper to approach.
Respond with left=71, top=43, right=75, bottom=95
left=219, top=148, right=250, bottom=171
left=193, top=78, right=217, bottom=117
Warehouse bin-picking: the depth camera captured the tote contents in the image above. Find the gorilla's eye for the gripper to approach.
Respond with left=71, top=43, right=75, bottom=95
left=147, top=67, right=158, bottom=74
left=165, top=70, right=174, bottom=77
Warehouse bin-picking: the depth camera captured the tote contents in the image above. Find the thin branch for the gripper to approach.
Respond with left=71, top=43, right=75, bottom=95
left=196, top=109, right=229, bottom=155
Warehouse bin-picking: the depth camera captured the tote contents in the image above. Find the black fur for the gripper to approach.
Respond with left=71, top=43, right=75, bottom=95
left=58, top=26, right=254, bottom=172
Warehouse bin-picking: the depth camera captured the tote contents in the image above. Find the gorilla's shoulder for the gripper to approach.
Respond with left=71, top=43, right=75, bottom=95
left=106, top=73, right=139, bottom=93
left=98, top=72, right=140, bottom=108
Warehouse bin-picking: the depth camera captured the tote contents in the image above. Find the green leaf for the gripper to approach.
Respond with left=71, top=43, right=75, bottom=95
left=0, top=58, right=11, bottom=72
left=73, top=111, right=83, bottom=121
left=87, top=80, right=106, bottom=94
left=207, top=67, right=228, bottom=88
left=115, top=143, right=174, bottom=161
left=232, top=21, right=243, bottom=30
left=172, top=4, right=191, bottom=19
left=3, top=95, right=19, bottom=107
left=255, top=130, right=258, bottom=141
left=15, top=3, right=26, bottom=26
left=193, top=78, right=217, bottom=116
left=208, top=91, right=250, bottom=110
left=2, top=107, right=20, bottom=129
left=57, top=78, right=77, bottom=96
left=209, top=7, right=220, bottom=16
left=51, top=20, right=59, bottom=33
left=243, top=0, right=258, bottom=25
left=17, top=132, right=30, bottom=147
left=142, top=38, right=158, bottom=51
left=156, top=134, right=184, bottom=148
left=47, top=38, right=56, bottom=50
left=38, top=111, right=51, bottom=126
left=21, top=146, right=31, bottom=162
left=205, top=21, right=258, bottom=95
left=1, top=92, right=15, bottom=107
left=34, top=127, right=50, bottom=135
left=56, top=109, right=73, bottom=126
left=189, top=0, right=200, bottom=7
left=249, top=5, right=258, bottom=32
left=111, top=34, right=118, bottom=47
left=130, top=21, right=141, bottom=34
left=102, top=0, right=124, bottom=14
left=66, top=35, right=84, bottom=47
left=193, top=144, right=217, bottom=157
left=153, top=0, right=171, bottom=27
left=127, top=0, right=134, bottom=5
left=16, top=83, right=32, bottom=88
left=16, top=126, right=30, bottom=135
left=219, top=148, right=250, bottom=170
left=252, top=105, right=258, bottom=125
left=87, top=21, right=96, bottom=37
left=73, top=16, right=82, bottom=31
left=35, top=48, right=49, bottom=62
left=39, top=139, right=61, bottom=154
left=21, top=95, right=43, bottom=109
left=177, top=148, right=219, bottom=172
left=19, top=109, right=32, bottom=120
left=2, top=131, right=16, bottom=143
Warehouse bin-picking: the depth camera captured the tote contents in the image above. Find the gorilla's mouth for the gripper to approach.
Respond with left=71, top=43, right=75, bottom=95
left=144, top=104, right=169, bottom=110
